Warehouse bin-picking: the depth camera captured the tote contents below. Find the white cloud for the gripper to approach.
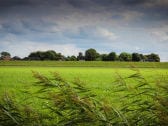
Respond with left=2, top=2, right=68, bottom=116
left=96, top=28, right=118, bottom=40
left=135, top=46, right=141, bottom=51
left=5, top=42, right=81, bottom=58
left=0, top=35, right=82, bottom=58
left=151, top=31, right=168, bottom=42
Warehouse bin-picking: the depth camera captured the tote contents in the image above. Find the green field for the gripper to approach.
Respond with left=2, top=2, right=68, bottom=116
left=0, top=61, right=168, bottom=101
left=0, top=61, right=168, bottom=125
left=0, top=61, right=168, bottom=94
left=1, top=60, right=168, bottom=68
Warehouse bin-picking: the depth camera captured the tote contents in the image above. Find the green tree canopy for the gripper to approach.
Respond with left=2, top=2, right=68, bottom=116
left=0, top=51, right=11, bottom=60
left=28, top=50, right=63, bottom=61
left=0, top=51, right=11, bottom=57
left=101, top=54, right=108, bottom=61
left=108, top=52, right=117, bottom=61
left=85, top=48, right=99, bottom=61
left=77, top=52, right=85, bottom=60
left=146, top=53, right=160, bottom=62
left=132, top=53, right=141, bottom=62
left=70, top=55, right=77, bottom=61
left=119, top=52, right=132, bottom=61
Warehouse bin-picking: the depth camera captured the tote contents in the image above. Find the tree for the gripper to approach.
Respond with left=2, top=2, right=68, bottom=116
left=65, top=56, right=70, bottom=61
left=55, top=53, right=64, bottom=61
left=0, top=51, right=11, bottom=60
left=22, top=57, right=29, bottom=61
left=146, top=53, right=160, bottom=62
left=85, top=48, right=99, bottom=61
left=101, top=54, right=108, bottom=61
left=119, top=52, right=132, bottom=61
left=28, top=50, right=64, bottom=61
left=108, top=52, right=117, bottom=61
left=28, top=51, right=42, bottom=60
left=66, top=56, right=77, bottom=61
left=1, top=51, right=10, bottom=57
left=44, top=50, right=57, bottom=60
left=12, top=56, right=21, bottom=60
left=77, top=52, right=85, bottom=61
left=132, top=53, right=141, bottom=62
left=139, top=54, right=146, bottom=62
left=69, top=55, right=77, bottom=61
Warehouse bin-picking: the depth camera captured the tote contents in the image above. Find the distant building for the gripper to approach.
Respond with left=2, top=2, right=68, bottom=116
left=12, top=56, right=21, bottom=60
left=2, top=56, right=11, bottom=61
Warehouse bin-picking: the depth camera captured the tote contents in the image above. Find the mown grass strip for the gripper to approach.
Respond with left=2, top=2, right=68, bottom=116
left=0, top=61, right=168, bottom=68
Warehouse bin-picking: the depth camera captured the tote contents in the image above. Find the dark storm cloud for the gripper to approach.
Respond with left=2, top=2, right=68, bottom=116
left=0, top=0, right=166, bottom=8
left=120, top=0, right=147, bottom=5
left=0, top=0, right=168, bottom=15
left=0, top=0, right=33, bottom=8
left=0, top=0, right=167, bottom=31
left=0, top=0, right=167, bottom=18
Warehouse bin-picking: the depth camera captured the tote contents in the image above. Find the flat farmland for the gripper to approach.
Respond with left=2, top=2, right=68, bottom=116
left=0, top=61, right=168, bottom=125
left=0, top=61, right=167, bottom=98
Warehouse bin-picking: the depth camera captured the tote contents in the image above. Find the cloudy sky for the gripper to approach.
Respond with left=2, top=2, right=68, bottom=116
left=0, top=0, right=168, bottom=61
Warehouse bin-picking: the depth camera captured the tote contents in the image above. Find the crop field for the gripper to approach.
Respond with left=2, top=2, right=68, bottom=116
left=0, top=61, right=168, bottom=94
left=0, top=61, right=168, bottom=125
left=0, top=60, right=168, bottom=68
left=0, top=66, right=167, bottom=92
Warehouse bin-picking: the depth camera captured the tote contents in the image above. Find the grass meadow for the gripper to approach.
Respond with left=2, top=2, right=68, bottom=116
left=0, top=61, right=168, bottom=125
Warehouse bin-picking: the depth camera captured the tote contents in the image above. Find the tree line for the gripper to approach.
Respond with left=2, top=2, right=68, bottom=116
left=0, top=48, right=160, bottom=62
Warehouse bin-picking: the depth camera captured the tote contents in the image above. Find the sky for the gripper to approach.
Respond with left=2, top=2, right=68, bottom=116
left=0, top=0, right=168, bottom=61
